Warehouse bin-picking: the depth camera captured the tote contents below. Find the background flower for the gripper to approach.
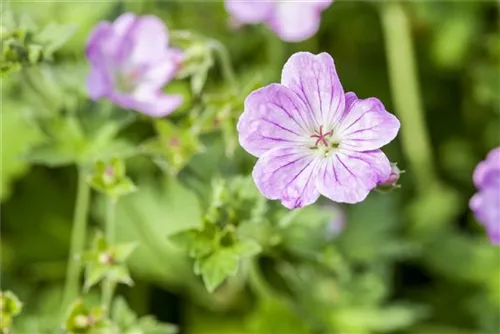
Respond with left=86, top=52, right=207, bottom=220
left=470, top=147, right=500, bottom=244
left=238, top=52, right=400, bottom=208
left=225, top=0, right=333, bottom=42
left=86, top=13, right=183, bottom=117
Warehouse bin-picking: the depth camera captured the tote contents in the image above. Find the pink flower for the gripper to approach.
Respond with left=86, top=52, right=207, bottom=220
left=470, top=147, right=500, bottom=244
left=225, top=0, right=333, bottom=42
left=237, top=52, right=400, bottom=209
left=86, top=13, right=183, bottom=117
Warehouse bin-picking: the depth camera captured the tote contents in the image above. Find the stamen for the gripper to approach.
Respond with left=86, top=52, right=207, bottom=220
left=310, top=125, right=333, bottom=147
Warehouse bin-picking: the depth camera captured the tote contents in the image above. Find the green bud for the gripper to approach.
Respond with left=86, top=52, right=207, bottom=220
left=83, top=233, right=137, bottom=291
left=87, top=158, right=137, bottom=199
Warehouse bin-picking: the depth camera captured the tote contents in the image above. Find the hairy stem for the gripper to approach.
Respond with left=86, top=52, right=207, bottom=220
left=102, top=197, right=117, bottom=311
left=380, top=1, right=437, bottom=193
left=62, top=167, right=91, bottom=311
left=209, top=39, right=237, bottom=90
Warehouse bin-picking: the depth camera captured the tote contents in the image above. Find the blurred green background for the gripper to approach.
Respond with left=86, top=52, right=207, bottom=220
left=1, top=1, right=500, bottom=333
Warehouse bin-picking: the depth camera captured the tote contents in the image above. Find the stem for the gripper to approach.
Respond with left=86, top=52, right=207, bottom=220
left=208, top=39, right=237, bottom=90
left=102, top=197, right=117, bottom=311
left=105, top=197, right=116, bottom=244
left=380, top=1, right=437, bottom=193
left=265, top=29, right=286, bottom=81
left=62, top=167, right=91, bottom=311
left=247, top=259, right=274, bottom=299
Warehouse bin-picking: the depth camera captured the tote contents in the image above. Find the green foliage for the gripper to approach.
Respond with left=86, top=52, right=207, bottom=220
left=170, top=177, right=263, bottom=292
left=0, top=7, right=76, bottom=75
left=0, top=291, right=23, bottom=333
left=143, top=119, right=203, bottom=175
left=87, top=158, right=137, bottom=199
left=82, top=233, right=137, bottom=291
left=63, top=299, right=108, bottom=334
left=2, top=1, right=500, bottom=334
left=111, top=297, right=177, bottom=334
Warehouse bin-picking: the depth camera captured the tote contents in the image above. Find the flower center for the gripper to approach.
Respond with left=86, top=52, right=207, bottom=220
left=310, top=125, right=333, bottom=147
left=114, top=67, right=142, bottom=93
left=310, top=125, right=340, bottom=156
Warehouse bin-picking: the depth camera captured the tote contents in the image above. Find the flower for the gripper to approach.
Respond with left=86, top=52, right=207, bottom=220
left=470, top=147, right=500, bottom=244
left=86, top=13, right=183, bottom=117
left=237, top=52, right=400, bottom=209
left=225, top=0, right=333, bottom=42
left=325, top=203, right=345, bottom=238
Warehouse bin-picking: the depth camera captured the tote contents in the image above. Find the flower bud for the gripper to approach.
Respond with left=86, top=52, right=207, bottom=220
left=377, top=164, right=402, bottom=191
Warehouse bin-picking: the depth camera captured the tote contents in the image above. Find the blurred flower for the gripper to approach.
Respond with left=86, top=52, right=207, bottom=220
left=225, top=0, right=333, bottom=42
left=86, top=13, right=183, bottom=117
left=470, top=147, right=500, bottom=244
left=237, top=52, right=400, bottom=209
left=326, top=203, right=345, bottom=238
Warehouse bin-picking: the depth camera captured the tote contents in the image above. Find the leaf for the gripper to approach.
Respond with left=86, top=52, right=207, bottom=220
left=37, top=22, right=77, bottom=57
left=233, top=239, right=262, bottom=258
left=110, top=177, right=204, bottom=289
left=136, top=316, right=178, bottom=334
left=112, top=242, right=138, bottom=263
left=111, top=297, right=137, bottom=329
left=246, top=298, right=310, bottom=334
left=331, top=304, right=428, bottom=333
left=107, top=265, right=134, bottom=286
left=83, top=265, right=106, bottom=291
left=0, top=105, right=43, bottom=201
left=199, top=248, right=239, bottom=293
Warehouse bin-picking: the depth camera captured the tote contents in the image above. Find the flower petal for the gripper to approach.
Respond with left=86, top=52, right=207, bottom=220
left=86, top=22, right=115, bottom=64
left=470, top=187, right=500, bottom=229
left=112, top=12, right=136, bottom=36
left=137, top=56, right=180, bottom=92
left=338, top=93, right=400, bottom=151
left=281, top=52, right=345, bottom=130
left=111, top=91, right=182, bottom=117
left=473, top=147, right=500, bottom=189
left=225, top=0, right=275, bottom=24
left=316, top=149, right=391, bottom=203
left=237, top=83, right=312, bottom=157
left=315, top=0, right=334, bottom=11
left=127, top=16, right=170, bottom=66
left=252, top=146, right=320, bottom=209
left=86, top=66, right=112, bottom=100
left=269, top=3, right=325, bottom=42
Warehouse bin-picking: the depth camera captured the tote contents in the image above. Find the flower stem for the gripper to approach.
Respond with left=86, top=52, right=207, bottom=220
left=380, top=2, right=437, bottom=193
left=62, top=167, right=91, bottom=311
left=102, top=197, right=117, bottom=312
left=208, top=39, right=237, bottom=90
left=105, top=197, right=116, bottom=244
left=247, top=259, right=274, bottom=299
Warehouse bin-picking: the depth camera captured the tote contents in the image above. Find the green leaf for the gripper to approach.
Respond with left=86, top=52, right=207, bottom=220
left=111, top=297, right=137, bottom=329
left=83, top=265, right=107, bottom=292
left=233, top=239, right=262, bottom=258
left=112, top=242, right=138, bottom=263
left=107, top=265, right=134, bottom=286
left=199, top=248, right=239, bottom=293
left=330, top=305, right=428, bottom=333
left=110, top=177, right=204, bottom=290
left=37, top=22, right=77, bottom=57
left=246, top=298, right=310, bottom=334
left=0, top=105, right=43, bottom=201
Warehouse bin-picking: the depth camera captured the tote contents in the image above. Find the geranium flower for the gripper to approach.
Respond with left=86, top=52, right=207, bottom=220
left=237, top=52, right=400, bottom=209
left=470, top=147, right=500, bottom=244
left=225, top=0, right=333, bottom=42
left=86, top=13, right=183, bottom=117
